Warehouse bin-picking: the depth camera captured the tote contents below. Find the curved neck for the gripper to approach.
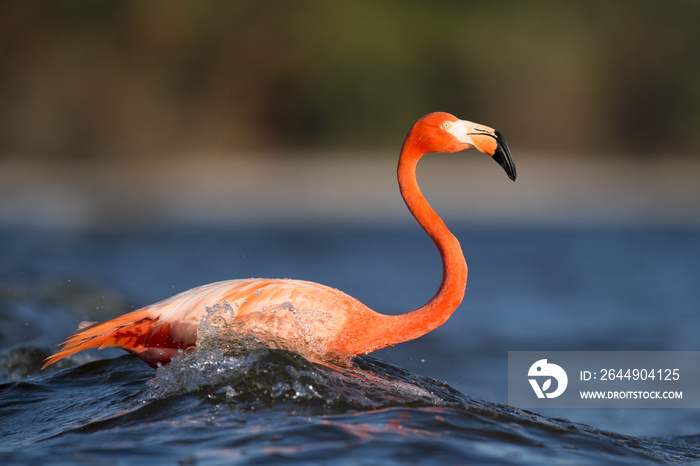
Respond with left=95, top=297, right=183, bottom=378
left=379, top=142, right=468, bottom=346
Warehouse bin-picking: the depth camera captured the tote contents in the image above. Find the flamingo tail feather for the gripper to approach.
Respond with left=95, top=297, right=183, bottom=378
left=41, top=310, right=176, bottom=369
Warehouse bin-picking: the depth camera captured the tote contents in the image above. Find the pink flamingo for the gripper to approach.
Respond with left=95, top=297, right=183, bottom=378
left=42, top=112, right=516, bottom=369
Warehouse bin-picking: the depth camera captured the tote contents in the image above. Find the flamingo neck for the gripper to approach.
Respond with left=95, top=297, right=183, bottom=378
left=374, top=143, right=468, bottom=348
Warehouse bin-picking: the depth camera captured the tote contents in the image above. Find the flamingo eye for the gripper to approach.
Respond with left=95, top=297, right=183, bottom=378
left=441, top=121, right=451, bottom=130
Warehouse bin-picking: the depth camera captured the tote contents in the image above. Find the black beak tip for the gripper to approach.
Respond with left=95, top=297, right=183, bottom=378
left=493, top=131, right=516, bottom=181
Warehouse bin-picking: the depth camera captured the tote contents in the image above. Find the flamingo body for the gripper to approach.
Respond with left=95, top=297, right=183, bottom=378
left=44, top=279, right=379, bottom=368
left=43, top=112, right=516, bottom=370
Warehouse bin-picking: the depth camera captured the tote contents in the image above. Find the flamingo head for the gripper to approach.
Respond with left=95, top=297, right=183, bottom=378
left=409, top=112, right=516, bottom=181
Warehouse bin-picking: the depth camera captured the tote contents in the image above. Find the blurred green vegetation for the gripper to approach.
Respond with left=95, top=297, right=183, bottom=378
left=1, top=1, right=699, bottom=160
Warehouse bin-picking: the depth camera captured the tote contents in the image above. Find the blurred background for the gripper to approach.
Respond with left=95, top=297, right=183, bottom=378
left=1, top=0, right=699, bottom=227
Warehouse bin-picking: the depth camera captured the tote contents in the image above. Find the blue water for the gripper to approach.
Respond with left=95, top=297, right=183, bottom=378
left=2, top=225, right=700, bottom=464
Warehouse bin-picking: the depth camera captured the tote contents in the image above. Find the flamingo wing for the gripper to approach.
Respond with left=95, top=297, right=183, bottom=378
left=42, top=278, right=362, bottom=368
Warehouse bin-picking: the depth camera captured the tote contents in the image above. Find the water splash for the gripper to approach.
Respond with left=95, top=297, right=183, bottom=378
left=194, top=299, right=351, bottom=366
left=146, top=341, right=446, bottom=413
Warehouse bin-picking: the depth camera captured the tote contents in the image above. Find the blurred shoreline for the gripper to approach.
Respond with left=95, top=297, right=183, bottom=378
left=1, top=152, right=699, bottom=230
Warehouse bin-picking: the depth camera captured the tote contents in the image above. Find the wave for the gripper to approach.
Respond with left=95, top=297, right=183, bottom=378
left=2, top=342, right=700, bottom=464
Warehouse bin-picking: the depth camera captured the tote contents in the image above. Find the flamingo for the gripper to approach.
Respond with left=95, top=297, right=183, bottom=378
left=42, top=112, right=516, bottom=370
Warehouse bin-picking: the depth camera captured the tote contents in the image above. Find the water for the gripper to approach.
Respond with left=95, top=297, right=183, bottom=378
left=2, top=225, right=700, bottom=464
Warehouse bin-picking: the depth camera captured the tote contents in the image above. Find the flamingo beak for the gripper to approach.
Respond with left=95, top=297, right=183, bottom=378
left=448, top=120, right=517, bottom=181
left=490, top=131, right=517, bottom=181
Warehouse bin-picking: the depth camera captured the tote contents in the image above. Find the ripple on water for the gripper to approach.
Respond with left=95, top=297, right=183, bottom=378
left=2, top=340, right=700, bottom=464
left=139, top=344, right=700, bottom=464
